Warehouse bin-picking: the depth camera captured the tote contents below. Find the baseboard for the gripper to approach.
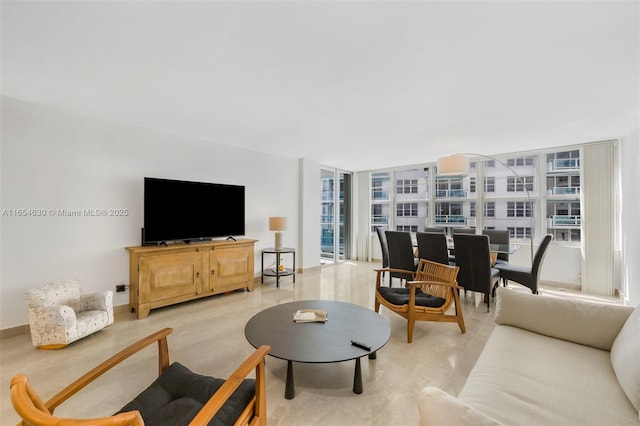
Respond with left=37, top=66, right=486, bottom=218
left=1, top=304, right=132, bottom=340
left=539, top=280, right=581, bottom=292
left=0, top=324, right=30, bottom=340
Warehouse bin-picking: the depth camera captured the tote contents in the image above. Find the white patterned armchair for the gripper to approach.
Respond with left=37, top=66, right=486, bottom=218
left=26, top=279, right=114, bottom=349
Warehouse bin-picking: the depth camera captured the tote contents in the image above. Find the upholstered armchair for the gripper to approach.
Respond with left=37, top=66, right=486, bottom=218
left=26, top=279, right=114, bottom=349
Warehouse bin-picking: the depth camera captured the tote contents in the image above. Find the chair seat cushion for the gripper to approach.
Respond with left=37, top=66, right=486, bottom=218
left=116, top=362, right=255, bottom=426
left=494, top=263, right=530, bottom=283
left=378, top=287, right=446, bottom=308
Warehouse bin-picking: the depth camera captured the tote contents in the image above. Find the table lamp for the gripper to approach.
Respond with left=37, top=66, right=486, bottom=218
left=269, top=217, right=287, bottom=250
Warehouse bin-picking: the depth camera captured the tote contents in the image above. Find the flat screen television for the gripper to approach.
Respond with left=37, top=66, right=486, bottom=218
left=143, top=177, right=245, bottom=244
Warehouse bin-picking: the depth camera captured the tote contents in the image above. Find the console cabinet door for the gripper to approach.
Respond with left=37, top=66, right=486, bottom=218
left=138, top=251, right=204, bottom=305
left=209, top=245, right=254, bottom=292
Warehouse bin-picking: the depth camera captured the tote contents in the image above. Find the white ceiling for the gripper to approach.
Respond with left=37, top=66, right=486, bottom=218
left=2, top=1, right=638, bottom=171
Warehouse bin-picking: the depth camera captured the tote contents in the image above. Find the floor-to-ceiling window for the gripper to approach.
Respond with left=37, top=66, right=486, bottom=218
left=370, top=168, right=429, bottom=233
left=321, top=168, right=351, bottom=264
left=369, top=148, right=583, bottom=245
left=545, top=150, right=581, bottom=242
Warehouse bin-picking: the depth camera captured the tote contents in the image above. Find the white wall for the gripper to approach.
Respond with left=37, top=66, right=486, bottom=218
left=618, top=130, right=640, bottom=306
left=0, top=96, right=301, bottom=329
left=298, top=158, right=321, bottom=270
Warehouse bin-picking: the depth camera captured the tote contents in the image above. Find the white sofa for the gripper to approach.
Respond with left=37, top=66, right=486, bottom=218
left=419, top=287, right=639, bottom=426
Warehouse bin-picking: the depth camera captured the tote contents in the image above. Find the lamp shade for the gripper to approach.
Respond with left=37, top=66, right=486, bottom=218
left=437, top=155, right=470, bottom=176
left=269, top=217, right=287, bottom=232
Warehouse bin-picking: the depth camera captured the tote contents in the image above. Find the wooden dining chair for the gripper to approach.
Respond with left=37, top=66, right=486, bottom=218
left=374, top=259, right=464, bottom=343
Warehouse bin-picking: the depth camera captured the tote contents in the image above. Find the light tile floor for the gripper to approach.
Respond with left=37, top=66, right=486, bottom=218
left=0, top=261, right=619, bottom=425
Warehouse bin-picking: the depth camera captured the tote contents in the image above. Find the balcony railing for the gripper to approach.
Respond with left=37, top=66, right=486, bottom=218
left=435, top=189, right=467, bottom=198
left=321, top=214, right=345, bottom=223
left=321, top=214, right=333, bottom=223
left=372, top=215, right=388, bottom=224
left=551, top=187, right=580, bottom=195
left=548, top=158, right=580, bottom=172
left=435, top=214, right=466, bottom=224
left=548, top=215, right=581, bottom=227
left=371, top=191, right=389, bottom=201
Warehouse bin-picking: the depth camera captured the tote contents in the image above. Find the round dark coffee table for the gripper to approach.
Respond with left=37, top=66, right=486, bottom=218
left=244, top=300, right=391, bottom=399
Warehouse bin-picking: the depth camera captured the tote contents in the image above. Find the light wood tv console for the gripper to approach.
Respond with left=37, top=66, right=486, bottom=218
left=125, top=239, right=257, bottom=319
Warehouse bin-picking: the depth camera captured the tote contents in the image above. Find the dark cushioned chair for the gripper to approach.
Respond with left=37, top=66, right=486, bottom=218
left=375, top=226, right=390, bottom=279
left=482, top=229, right=510, bottom=265
left=495, top=234, right=553, bottom=294
left=424, top=227, right=445, bottom=233
left=416, top=231, right=450, bottom=265
left=385, top=230, right=419, bottom=286
left=374, top=259, right=464, bottom=343
left=117, top=362, right=256, bottom=426
left=452, top=228, right=475, bottom=234
left=449, top=228, right=475, bottom=263
left=10, top=328, right=270, bottom=426
left=453, top=233, right=501, bottom=312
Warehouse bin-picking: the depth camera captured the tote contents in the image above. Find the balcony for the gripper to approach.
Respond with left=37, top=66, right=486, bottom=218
left=435, top=215, right=466, bottom=224
left=550, top=187, right=581, bottom=196
left=372, top=215, right=388, bottom=225
left=435, top=189, right=467, bottom=198
left=548, top=158, right=580, bottom=173
left=548, top=215, right=581, bottom=228
left=372, top=191, right=390, bottom=201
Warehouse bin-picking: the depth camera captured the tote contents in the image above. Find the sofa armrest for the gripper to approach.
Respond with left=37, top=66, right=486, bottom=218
left=494, top=287, right=634, bottom=350
left=418, top=387, right=502, bottom=426
left=79, top=291, right=113, bottom=312
left=28, top=306, right=79, bottom=346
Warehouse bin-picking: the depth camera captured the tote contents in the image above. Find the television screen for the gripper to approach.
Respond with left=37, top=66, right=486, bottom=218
left=143, top=177, right=245, bottom=244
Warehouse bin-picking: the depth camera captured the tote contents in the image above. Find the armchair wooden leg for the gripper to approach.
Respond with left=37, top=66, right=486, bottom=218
left=452, top=291, right=466, bottom=333
left=407, top=319, right=415, bottom=343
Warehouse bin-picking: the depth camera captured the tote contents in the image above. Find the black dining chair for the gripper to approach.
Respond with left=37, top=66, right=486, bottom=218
left=375, top=227, right=390, bottom=278
left=452, top=228, right=476, bottom=235
left=453, top=234, right=501, bottom=312
left=482, top=229, right=510, bottom=265
left=385, top=231, right=419, bottom=286
left=449, top=227, right=475, bottom=263
left=495, top=234, right=553, bottom=294
left=424, top=227, right=445, bottom=233
left=416, top=232, right=450, bottom=265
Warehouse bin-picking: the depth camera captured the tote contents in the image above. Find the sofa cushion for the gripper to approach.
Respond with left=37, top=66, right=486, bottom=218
left=459, top=325, right=638, bottom=425
left=494, top=287, right=634, bottom=350
left=611, top=305, right=640, bottom=411
left=418, top=387, right=502, bottom=426
left=116, top=362, right=255, bottom=426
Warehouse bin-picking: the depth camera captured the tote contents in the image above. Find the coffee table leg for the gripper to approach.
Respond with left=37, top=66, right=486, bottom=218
left=285, top=360, right=295, bottom=399
left=353, top=357, right=363, bottom=394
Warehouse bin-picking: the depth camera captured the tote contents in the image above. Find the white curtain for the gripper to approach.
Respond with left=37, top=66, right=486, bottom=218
left=581, top=142, right=615, bottom=296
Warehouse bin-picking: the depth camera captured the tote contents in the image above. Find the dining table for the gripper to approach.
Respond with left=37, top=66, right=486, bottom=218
left=412, top=234, right=519, bottom=263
